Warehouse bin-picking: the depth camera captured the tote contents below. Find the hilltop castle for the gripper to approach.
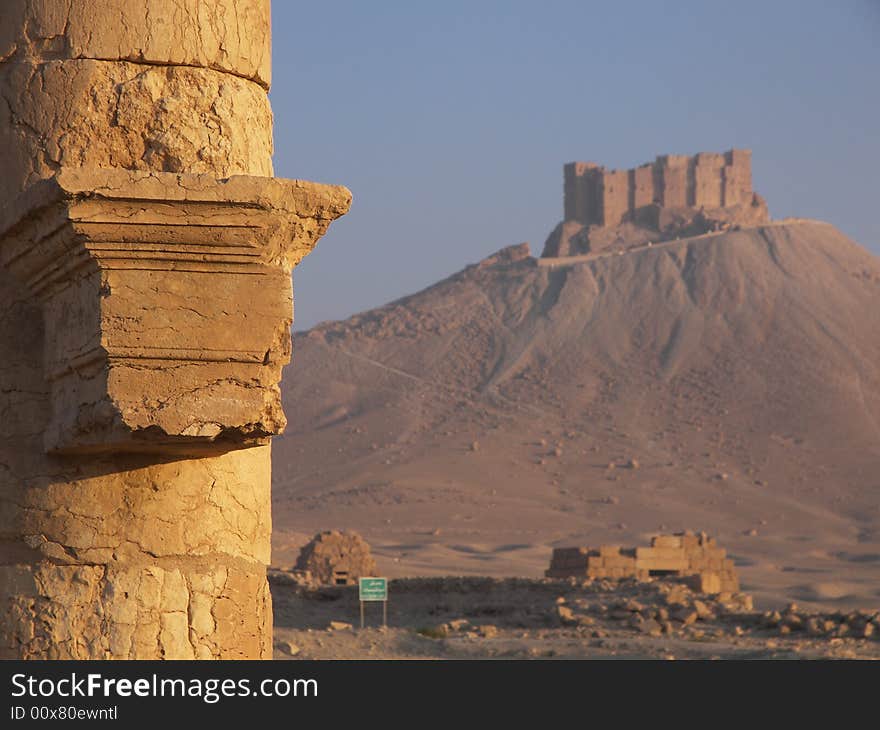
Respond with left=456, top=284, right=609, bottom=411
left=543, top=149, right=769, bottom=258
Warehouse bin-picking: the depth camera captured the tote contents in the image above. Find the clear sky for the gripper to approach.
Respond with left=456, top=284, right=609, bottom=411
left=270, top=0, right=879, bottom=330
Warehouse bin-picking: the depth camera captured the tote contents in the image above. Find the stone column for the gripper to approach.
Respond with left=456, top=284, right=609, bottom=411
left=0, top=1, right=349, bottom=659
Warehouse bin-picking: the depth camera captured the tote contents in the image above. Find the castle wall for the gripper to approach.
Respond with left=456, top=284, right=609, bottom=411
left=563, top=149, right=754, bottom=228
left=600, top=169, right=629, bottom=226
left=722, top=149, right=752, bottom=206
left=659, top=155, right=689, bottom=208
left=630, top=164, right=654, bottom=210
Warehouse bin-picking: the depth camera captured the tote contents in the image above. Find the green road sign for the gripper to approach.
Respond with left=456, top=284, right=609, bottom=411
left=359, top=577, right=387, bottom=601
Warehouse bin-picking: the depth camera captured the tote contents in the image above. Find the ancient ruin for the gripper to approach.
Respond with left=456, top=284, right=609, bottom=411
left=0, top=1, right=350, bottom=658
left=546, top=533, right=739, bottom=594
left=294, top=531, right=378, bottom=586
left=542, top=149, right=769, bottom=257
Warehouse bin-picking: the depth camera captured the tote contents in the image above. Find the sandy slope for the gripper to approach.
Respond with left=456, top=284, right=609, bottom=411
left=273, top=221, right=880, bottom=612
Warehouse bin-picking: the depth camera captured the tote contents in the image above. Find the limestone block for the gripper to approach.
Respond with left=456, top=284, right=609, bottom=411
left=635, top=546, right=686, bottom=560
left=686, top=572, right=722, bottom=594
left=0, top=59, right=273, bottom=202
left=652, top=535, right=683, bottom=549
left=0, top=0, right=271, bottom=88
left=0, top=169, right=351, bottom=454
left=11, top=445, right=272, bottom=565
left=635, top=556, right=690, bottom=572
left=0, top=561, right=271, bottom=659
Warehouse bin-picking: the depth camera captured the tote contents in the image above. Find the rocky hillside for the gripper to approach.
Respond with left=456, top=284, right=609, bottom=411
left=273, top=220, right=880, bottom=610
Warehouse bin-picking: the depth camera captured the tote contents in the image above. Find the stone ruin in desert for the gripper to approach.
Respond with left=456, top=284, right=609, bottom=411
left=294, top=531, right=378, bottom=586
left=547, top=532, right=740, bottom=595
left=0, top=0, right=349, bottom=658
left=542, top=149, right=770, bottom=258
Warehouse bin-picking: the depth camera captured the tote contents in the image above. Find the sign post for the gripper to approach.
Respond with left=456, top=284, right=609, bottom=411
left=358, top=577, right=388, bottom=629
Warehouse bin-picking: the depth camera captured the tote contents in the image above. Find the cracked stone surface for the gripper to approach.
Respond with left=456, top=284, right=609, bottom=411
left=0, top=261, right=277, bottom=657
left=0, top=59, right=274, bottom=205
left=0, top=0, right=346, bottom=659
left=0, top=169, right=350, bottom=454
left=1, top=561, right=272, bottom=659
left=0, top=0, right=271, bottom=87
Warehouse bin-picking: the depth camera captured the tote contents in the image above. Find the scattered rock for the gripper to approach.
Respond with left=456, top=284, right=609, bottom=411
left=416, top=625, right=448, bottom=639
left=664, top=586, right=690, bottom=607
left=638, top=618, right=663, bottom=637
left=806, top=617, right=825, bottom=636
left=557, top=605, right=577, bottom=625
left=275, top=640, right=300, bottom=656
left=672, top=608, right=699, bottom=626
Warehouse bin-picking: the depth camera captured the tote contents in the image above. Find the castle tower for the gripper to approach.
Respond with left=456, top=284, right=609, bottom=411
left=0, top=1, right=349, bottom=659
left=547, top=149, right=766, bottom=258
left=561, top=149, right=757, bottom=230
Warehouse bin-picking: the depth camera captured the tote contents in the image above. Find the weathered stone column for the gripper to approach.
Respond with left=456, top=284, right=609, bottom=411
left=0, top=1, right=349, bottom=658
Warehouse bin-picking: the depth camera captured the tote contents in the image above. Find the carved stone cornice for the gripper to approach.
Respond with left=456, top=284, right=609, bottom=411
left=0, top=168, right=351, bottom=455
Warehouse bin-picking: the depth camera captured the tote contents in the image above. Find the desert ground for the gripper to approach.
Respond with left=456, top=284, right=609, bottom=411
left=271, top=221, right=880, bottom=645
left=270, top=574, right=880, bottom=660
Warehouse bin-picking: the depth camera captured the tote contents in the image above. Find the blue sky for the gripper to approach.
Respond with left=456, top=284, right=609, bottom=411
left=270, top=1, right=880, bottom=329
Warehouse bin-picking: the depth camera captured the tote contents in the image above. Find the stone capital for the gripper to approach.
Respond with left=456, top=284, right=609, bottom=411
left=0, top=168, right=351, bottom=455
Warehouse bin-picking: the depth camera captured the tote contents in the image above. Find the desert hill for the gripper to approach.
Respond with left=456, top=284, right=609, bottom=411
left=272, top=220, right=880, bottom=610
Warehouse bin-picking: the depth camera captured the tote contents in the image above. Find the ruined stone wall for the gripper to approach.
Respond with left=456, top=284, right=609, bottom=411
left=294, top=531, right=378, bottom=586
left=546, top=533, right=739, bottom=595
left=564, top=149, right=754, bottom=227
left=0, top=1, right=350, bottom=659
